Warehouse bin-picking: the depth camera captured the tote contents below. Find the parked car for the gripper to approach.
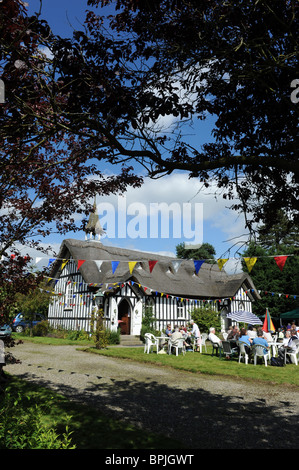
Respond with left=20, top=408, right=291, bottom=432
left=12, top=313, right=46, bottom=333
left=0, top=324, right=12, bottom=339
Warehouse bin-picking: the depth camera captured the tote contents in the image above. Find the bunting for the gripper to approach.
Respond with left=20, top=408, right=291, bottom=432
left=128, top=261, right=137, bottom=274
left=94, top=260, right=103, bottom=271
left=217, top=258, right=228, bottom=271
left=171, top=259, right=183, bottom=273
left=274, top=255, right=288, bottom=272
left=40, top=274, right=299, bottom=306
left=194, top=259, right=205, bottom=274
left=61, top=259, right=68, bottom=270
left=111, top=261, right=120, bottom=274
left=77, top=260, right=86, bottom=270
left=243, top=257, right=257, bottom=273
left=148, top=260, right=158, bottom=273
left=31, top=252, right=295, bottom=276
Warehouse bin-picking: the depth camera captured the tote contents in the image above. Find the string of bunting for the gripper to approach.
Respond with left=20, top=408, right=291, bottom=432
left=37, top=253, right=295, bottom=274
left=43, top=276, right=298, bottom=304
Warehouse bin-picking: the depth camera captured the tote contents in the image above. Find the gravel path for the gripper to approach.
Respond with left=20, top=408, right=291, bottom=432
left=5, top=342, right=299, bottom=449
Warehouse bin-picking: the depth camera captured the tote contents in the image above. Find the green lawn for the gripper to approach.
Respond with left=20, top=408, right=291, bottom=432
left=82, top=345, right=299, bottom=387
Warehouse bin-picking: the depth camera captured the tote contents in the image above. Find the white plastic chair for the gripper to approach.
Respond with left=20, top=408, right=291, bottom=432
left=200, top=333, right=208, bottom=353
left=253, top=344, right=270, bottom=366
left=144, top=333, right=159, bottom=354
left=237, top=341, right=249, bottom=365
left=168, top=338, right=186, bottom=356
left=285, top=343, right=299, bottom=365
left=222, top=332, right=228, bottom=340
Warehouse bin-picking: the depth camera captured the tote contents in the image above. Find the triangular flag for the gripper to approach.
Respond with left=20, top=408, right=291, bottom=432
left=95, top=260, right=103, bottom=271
left=77, top=260, right=86, bottom=270
left=111, top=261, right=120, bottom=274
left=194, top=259, right=205, bottom=274
left=171, top=259, right=183, bottom=273
left=148, top=260, right=158, bottom=273
left=217, top=258, right=228, bottom=271
left=274, top=255, right=288, bottom=272
left=48, top=258, right=55, bottom=267
left=36, top=257, right=42, bottom=264
left=128, top=261, right=137, bottom=274
left=243, top=257, right=257, bottom=273
left=61, top=259, right=68, bottom=270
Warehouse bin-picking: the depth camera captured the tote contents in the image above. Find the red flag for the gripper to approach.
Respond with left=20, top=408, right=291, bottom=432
left=148, top=260, right=158, bottom=273
left=77, top=260, right=86, bottom=270
left=274, top=255, right=288, bottom=272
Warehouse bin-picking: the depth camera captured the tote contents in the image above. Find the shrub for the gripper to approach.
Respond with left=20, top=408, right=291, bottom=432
left=0, top=392, right=75, bottom=449
left=32, top=320, right=50, bottom=337
left=90, top=308, right=109, bottom=349
left=140, top=306, right=160, bottom=342
left=66, top=329, right=90, bottom=341
left=190, top=305, right=221, bottom=334
left=106, top=329, right=120, bottom=344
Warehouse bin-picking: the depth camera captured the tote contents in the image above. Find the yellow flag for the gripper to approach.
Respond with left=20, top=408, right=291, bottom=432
left=243, top=257, right=257, bottom=272
left=61, top=259, right=68, bottom=270
left=128, top=261, right=137, bottom=274
left=217, top=258, right=228, bottom=271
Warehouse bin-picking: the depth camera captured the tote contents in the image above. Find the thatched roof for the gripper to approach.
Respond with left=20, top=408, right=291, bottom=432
left=50, top=239, right=260, bottom=300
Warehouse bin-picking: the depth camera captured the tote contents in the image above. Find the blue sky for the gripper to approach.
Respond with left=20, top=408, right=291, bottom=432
left=24, top=0, right=250, bottom=272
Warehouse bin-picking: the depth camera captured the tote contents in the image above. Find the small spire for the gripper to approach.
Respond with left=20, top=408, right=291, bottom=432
left=84, top=197, right=105, bottom=241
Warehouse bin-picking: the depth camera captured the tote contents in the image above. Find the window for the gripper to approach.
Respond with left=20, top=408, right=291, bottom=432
left=177, top=300, right=185, bottom=319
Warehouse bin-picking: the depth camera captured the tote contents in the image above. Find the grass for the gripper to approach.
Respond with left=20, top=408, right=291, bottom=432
left=13, top=333, right=299, bottom=387
left=12, top=333, right=92, bottom=347
left=81, top=345, right=299, bottom=387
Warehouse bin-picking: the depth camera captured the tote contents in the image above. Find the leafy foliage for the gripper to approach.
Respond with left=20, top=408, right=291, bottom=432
left=90, top=307, right=109, bottom=349
left=140, top=305, right=159, bottom=340
left=190, top=305, right=221, bottom=334
left=241, top=240, right=299, bottom=319
left=176, top=242, right=216, bottom=262
left=80, top=0, right=298, bottom=233
left=0, top=391, right=75, bottom=449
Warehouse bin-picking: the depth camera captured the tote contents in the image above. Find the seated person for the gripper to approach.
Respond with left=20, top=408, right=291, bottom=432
left=208, top=327, right=222, bottom=345
left=247, top=326, right=257, bottom=339
left=227, top=325, right=239, bottom=341
left=252, top=329, right=269, bottom=354
left=263, top=331, right=273, bottom=343
left=277, top=328, right=284, bottom=342
left=169, top=326, right=188, bottom=353
left=238, top=327, right=252, bottom=355
left=278, top=331, right=299, bottom=363
left=165, top=324, right=172, bottom=337
left=180, top=324, right=187, bottom=334
left=170, top=326, right=183, bottom=345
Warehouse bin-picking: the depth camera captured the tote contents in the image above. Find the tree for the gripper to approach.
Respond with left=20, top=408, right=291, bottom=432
left=241, top=239, right=299, bottom=319
left=47, top=0, right=298, bottom=236
left=0, top=0, right=142, bottom=323
left=176, top=242, right=216, bottom=262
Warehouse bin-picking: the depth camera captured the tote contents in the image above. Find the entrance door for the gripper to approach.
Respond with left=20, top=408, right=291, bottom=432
left=118, top=299, right=131, bottom=335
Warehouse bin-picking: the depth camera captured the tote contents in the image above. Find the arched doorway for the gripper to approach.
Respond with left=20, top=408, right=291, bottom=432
left=118, top=299, right=131, bottom=335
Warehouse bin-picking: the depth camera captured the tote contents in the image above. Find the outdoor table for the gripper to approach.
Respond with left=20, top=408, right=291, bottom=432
left=155, top=336, right=169, bottom=351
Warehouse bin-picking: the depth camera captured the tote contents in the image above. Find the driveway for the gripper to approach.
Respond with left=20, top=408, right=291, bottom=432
left=5, top=342, right=299, bottom=449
